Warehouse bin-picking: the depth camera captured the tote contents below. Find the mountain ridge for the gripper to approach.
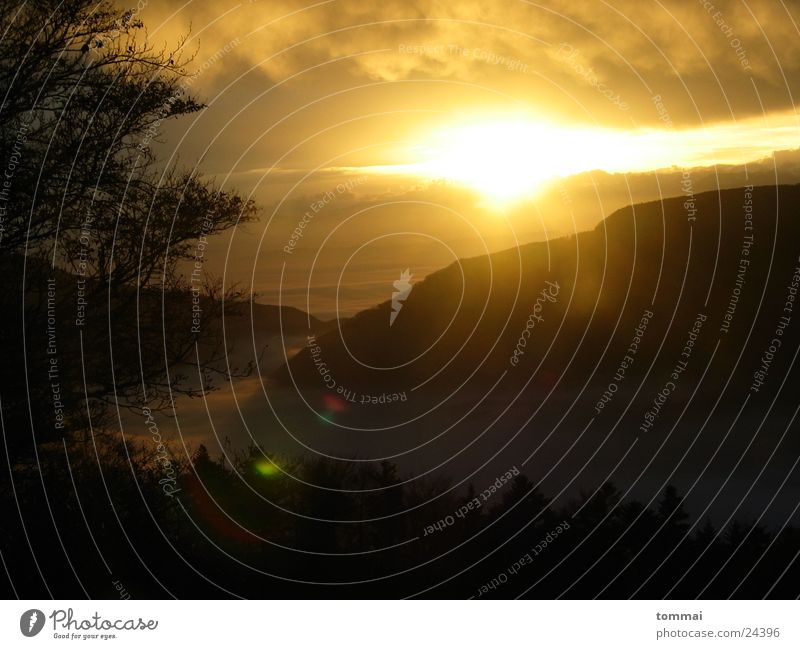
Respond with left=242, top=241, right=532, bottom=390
left=276, top=184, right=800, bottom=409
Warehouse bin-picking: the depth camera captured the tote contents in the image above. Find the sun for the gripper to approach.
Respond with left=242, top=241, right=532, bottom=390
left=412, top=119, right=565, bottom=205
left=356, top=111, right=800, bottom=208
left=352, top=116, right=582, bottom=206
left=395, top=116, right=644, bottom=207
left=404, top=117, right=671, bottom=206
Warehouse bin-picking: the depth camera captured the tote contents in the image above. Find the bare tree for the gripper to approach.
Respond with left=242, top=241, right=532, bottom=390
left=0, top=0, right=257, bottom=457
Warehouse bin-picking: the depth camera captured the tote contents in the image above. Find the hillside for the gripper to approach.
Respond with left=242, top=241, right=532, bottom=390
left=279, top=185, right=799, bottom=398
left=265, top=185, right=800, bottom=522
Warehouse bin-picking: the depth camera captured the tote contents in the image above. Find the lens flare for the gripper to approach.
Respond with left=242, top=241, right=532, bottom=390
left=323, top=394, right=348, bottom=413
left=254, top=459, right=280, bottom=477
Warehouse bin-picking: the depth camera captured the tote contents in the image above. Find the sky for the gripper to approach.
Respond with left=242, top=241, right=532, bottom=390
left=135, top=0, right=800, bottom=318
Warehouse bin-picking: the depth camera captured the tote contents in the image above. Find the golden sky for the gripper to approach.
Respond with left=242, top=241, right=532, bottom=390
left=138, top=0, right=800, bottom=315
left=144, top=0, right=800, bottom=170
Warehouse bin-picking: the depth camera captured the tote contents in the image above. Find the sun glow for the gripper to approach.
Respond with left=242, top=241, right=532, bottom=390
left=387, top=117, right=674, bottom=205
left=414, top=120, right=566, bottom=203
left=356, top=112, right=800, bottom=207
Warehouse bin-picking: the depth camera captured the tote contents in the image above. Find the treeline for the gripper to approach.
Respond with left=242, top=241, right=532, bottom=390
left=1, top=439, right=797, bottom=599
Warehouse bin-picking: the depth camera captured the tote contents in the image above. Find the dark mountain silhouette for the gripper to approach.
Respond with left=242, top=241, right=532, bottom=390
left=247, top=301, right=326, bottom=334
left=279, top=184, right=800, bottom=403
left=271, top=184, right=800, bottom=536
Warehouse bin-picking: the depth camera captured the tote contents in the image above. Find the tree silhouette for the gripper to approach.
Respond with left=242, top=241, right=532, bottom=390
left=0, top=1, right=257, bottom=461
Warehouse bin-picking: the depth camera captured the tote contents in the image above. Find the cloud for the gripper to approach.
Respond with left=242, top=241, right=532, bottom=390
left=144, top=0, right=800, bottom=130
